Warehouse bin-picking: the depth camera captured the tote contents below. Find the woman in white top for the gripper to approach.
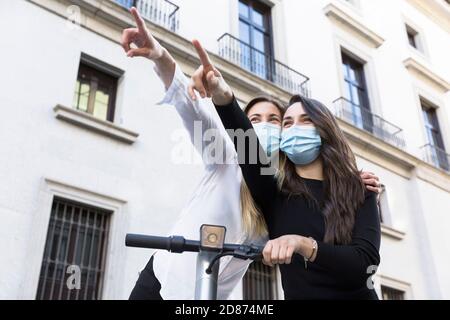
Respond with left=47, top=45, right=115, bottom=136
left=122, top=8, right=381, bottom=300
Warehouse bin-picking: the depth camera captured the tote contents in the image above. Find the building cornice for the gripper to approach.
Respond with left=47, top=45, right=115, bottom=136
left=54, top=105, right=140, bottom=144
left=381, top=224, right=406, bottom=241
left=323, top=2, right=385, bottom=48
left=403, top=57, right=450, bottom=93
left=406, top=0, right=450, bottom=34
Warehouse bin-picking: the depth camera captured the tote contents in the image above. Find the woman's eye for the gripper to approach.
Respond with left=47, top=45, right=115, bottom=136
left=251, top=119, right=260, bottom=124
left=270, top=119, right=281, bottom=125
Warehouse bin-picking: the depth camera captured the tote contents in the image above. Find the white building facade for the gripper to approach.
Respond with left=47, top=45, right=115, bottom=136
left=0, top=0, right=449, bottom=300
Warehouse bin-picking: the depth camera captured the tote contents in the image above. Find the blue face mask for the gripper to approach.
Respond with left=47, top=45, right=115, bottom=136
left=280, top=126, right=322, bottom=165
left=253, top=122, right=281, bottom=158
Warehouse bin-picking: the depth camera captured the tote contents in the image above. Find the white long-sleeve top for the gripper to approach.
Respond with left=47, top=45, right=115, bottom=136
left=152, top=64, right=268, bottom=300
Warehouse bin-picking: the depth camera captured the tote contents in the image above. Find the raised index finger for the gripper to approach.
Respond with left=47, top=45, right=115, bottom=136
left=130, top=7, right=145, bottom=31
left=192, top=39, right=212, bottom=69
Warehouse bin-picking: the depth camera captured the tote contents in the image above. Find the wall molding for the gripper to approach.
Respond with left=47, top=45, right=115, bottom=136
left=406, top=0, right=450, bottom=34
left=381, top=224, right=406, bottom=241
left=403, top=57, right=450, bottom=93
left=323, top=2, right=385, bottom=48
left=54, top=104, right=139, bottom=144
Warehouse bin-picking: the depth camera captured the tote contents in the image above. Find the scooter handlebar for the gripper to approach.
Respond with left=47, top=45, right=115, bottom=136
left=125, top=233, right=264, bottom=260
left=126, top=234, right=187, bottom=253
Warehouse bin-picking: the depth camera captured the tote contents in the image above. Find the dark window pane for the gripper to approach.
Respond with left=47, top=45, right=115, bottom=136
left=73, top=73, right=91, bottom=113
left=406, top=25, right=418, bottom=48
left=408, top=32, right=416, bottom=48
left=253, top=30, right=265, bottom=52
left=348, top=68, right=357, bottom=82
left=252, top=9, right=264, bottom=27
left=93, top=89, right=109, bottom=120
left=342, top=63, right=349, bottom=78
left=351, top=86, right=361, bottom=105
left=239, top=21, right=252, bottom=71
left=239, top=1, right=249, bottom=19
left=239, top=21, right=250, bottom=44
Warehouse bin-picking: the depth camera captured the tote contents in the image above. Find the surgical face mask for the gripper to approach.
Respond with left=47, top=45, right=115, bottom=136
left=280, top=126, right=322, bottom=165
left=253, top=122, right=281, bottom=158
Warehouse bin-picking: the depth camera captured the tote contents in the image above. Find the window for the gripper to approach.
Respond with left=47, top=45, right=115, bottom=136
left=405, top=24, right=426, bottom=55
left=421, top=100, right=449, bottom=171
left=341, top=51, right=373, bottom=132
left=422, top=101, right=445, bottom=149
left=36, top=198, right=111, bottom=300
left=73, top=62, right=118, bottom=122
left=405, top=25, right=419, bottom=49
left=238, top=0, right=273, bottom=79
left=243, top=261, right=278, bottom=300
left=381, top=285, right=405, bottom=300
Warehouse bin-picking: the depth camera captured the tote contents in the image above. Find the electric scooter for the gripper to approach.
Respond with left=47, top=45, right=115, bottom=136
left=125, top=224, right=264, bottom=300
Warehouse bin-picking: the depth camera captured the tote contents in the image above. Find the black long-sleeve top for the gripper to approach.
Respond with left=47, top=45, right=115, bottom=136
left=215, top=97, right=381, bottom=300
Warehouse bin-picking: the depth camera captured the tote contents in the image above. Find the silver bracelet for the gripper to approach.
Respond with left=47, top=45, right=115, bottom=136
left=303, top=237, right=318, bottom=269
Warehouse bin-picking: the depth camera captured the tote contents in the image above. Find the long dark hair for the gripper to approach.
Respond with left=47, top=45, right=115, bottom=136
left=278, top=95, right=365, bottom=245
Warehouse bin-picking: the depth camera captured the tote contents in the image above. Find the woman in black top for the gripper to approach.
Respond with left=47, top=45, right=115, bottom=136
left=188, top=41, right=381, bottom=300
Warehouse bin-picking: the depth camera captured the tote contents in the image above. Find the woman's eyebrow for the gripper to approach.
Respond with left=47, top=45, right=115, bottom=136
left=249, top=113, right=261, bottom=118
left=270, top=114, right=281, bottom=119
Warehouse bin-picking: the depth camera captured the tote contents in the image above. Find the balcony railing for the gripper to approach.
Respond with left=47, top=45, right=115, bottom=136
left=218, top=33, right=310, bottom=97
left=114, top=0, right=179, bottom=32
left=421, top=144, right=450, bottom=172
left=333, top=97, right=406, bottom=149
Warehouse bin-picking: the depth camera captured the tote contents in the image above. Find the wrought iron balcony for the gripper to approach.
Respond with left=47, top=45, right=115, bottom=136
left=421, top=144, right=450, bottom=172
left=333, top=97, right=406, bottom=149
left=114, top=0, right=179, bottom=32
left=218, top=33, right=310, bottom=97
